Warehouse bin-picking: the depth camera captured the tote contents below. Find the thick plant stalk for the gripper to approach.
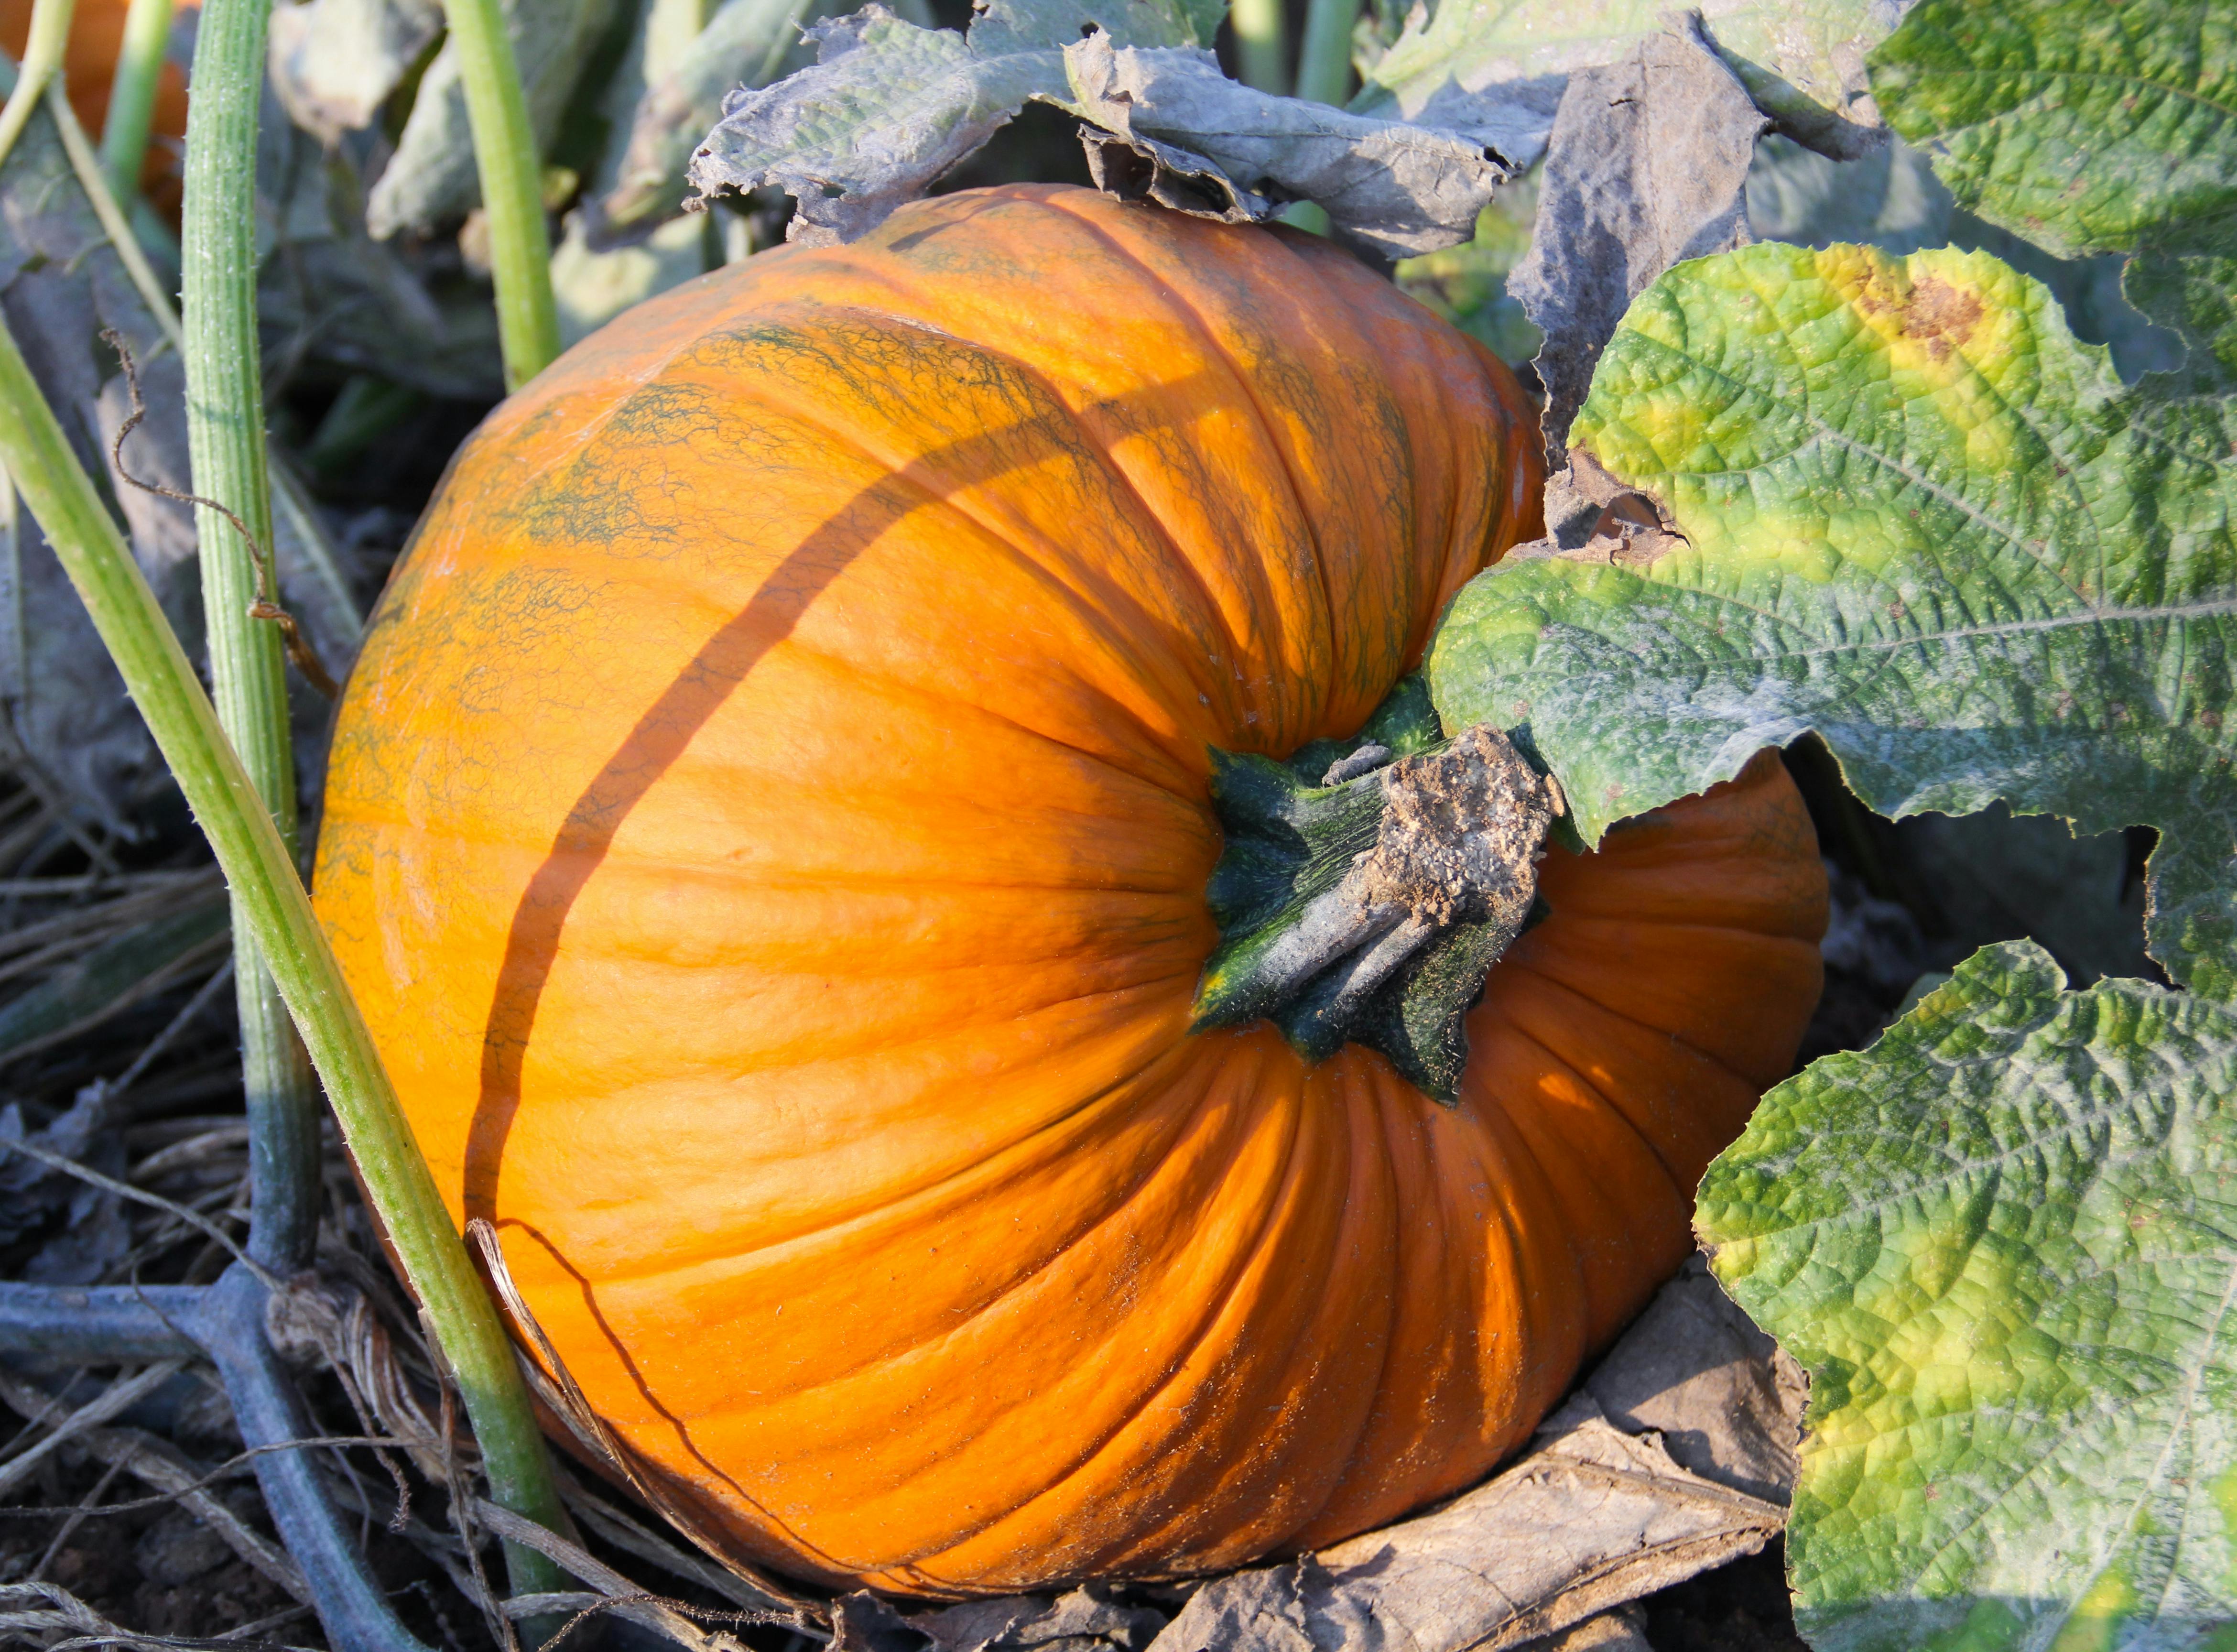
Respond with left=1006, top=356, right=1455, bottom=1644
left=0, top=309, right=569, bottom=1607
left=98, top=0, right=172, bottom=199
left=441, top=0, right=561, bottom=388
left=181, top=0, right=323, bottom=1281
left=1229, top=0, right=1287, bottom=95
left=0, top=0, right=72, bottom=167
left=1279, top=0, right=1357, bottom=235
left=175, top=0, right=564, bottom=1602
left=1294, top=0, right=1357, bottom=106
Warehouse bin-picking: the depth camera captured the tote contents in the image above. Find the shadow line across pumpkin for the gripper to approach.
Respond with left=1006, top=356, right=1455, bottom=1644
left=313, top=182, right=1827, bottom=1598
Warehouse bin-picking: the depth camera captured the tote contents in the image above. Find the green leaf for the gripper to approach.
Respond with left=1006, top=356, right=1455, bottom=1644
left=1863, top=0, right=2234, bottom=436
left=2131, top=249, right=2237, bottom=395
left=1424, top=240, right=2237, bottom=995
left=1868, top=0, right=2237, bottom=261
left=1696, top=940, right=2237, bottom=1652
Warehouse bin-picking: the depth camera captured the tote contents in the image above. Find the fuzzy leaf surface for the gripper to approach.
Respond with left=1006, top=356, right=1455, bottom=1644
left=1869, top=0, right=2237, bottom=261
left=1426, top=241, right=2237, bottom=994
left=1697, top=941, right=2237, bottom=1651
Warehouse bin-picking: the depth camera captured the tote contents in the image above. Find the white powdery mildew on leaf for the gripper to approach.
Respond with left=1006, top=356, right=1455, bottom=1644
left=1697, top=942, right=2237, bottom=1652
left=1427, top=240, right=2237, bottom=997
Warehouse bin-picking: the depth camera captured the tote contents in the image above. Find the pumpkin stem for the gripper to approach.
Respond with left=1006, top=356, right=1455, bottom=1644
left=1193, top=676, right=1565, bottom=1103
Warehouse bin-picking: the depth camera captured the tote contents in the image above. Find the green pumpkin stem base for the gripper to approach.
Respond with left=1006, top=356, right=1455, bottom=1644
left=1193, top=676, right=1567, bottom=1104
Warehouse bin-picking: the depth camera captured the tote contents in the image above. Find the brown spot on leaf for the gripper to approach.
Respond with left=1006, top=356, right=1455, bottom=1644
left=1899, top=276, right=1984, bottom=361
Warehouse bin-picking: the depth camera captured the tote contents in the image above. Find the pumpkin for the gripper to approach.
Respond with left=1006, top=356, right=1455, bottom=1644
left=314, top=182, right=1827, bottom=1597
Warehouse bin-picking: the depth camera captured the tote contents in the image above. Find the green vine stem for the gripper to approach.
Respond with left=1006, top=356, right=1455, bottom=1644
left=98, top=0, right=172, bottom=200
left=174, top=0, right=565, bottom=1599
left=182, top=0, right=323, bottom=1278
left=0, top=0, right=72, bottom=169
left=1229, top=0, right=1289, bottom=95
left=1278, top=0, right=1357, bottom=235
left=1293, top=0, right=1358, bottom=105
left=0, top=313, right=569, bottom=1602
left=441, top=0, right=562, bottom=388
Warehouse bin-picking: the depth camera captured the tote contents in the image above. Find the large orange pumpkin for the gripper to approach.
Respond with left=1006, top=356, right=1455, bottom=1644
left=314, top=183, right=1826, bottom=1596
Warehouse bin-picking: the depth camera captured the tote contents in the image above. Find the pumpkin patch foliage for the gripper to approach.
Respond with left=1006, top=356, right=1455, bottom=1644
left=1430, top=0, right=2237, bottom=1643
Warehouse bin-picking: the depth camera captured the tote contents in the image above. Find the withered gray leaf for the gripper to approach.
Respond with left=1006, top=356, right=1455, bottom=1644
left=684, top=0, right=1223, bottom=247
left=1521, top=1607, right=1653, bottom=1652
left=687, top=6, right=1069, bottom=247
left=268, top=0, right=445, bottom=144
left=690, top=0, right=1506, bottom=252
left=1351, top=0, right=1910, bottom=174
left=1577, top=1254, right=1805, bottom=1507
left=829, top=1581, right=1167, bottom=1652
left=0, top=69, right=372, bottom=828
left=1139, top=1259, right=1797, bottom=1652
left=1081, top=126, right=1270, bottom=223
left=593, top=0, right=866, bottom=239
left=914, top=1585, right=1168, bottom=1652
left=1508, top=13, right=1766, bottom=465
left=1063, top=33, right=1507, bottom=258
left=366, top=0, right=623, bottom=238
left=0, top=93, right=203, bottom=829
left=0, top=1089, right=113, bottom=1249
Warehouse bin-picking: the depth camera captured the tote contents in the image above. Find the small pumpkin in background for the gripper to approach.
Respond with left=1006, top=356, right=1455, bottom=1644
left=0, top=0, right=193, bottom=216
left=314, top=183, right=1826, bottom=1595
